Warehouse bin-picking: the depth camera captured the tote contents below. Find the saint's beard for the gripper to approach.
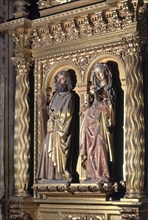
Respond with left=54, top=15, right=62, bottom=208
left=55, top=83, right=68, bottom=92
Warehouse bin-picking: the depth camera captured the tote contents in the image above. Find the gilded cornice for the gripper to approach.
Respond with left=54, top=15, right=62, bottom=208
left=0, top=1, right=147, bottom=58
left=0, top=18, right=32, bottom=32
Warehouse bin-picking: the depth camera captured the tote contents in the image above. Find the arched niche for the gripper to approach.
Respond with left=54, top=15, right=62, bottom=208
left=78, top=53, right=126, bottom=182
left=44, top=61, right=81, bottom=94
left=84, top=53, right=126, bottom=90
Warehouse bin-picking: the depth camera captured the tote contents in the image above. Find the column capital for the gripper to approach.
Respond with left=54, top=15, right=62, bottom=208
left=11, top=56, right=33, bottom=74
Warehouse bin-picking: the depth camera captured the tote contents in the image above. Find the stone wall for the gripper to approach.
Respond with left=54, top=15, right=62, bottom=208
left=0, top=0, right=15, bottom=219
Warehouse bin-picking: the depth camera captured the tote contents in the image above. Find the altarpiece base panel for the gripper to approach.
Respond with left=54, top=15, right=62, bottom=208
left=1, top=0, right=148, bottom=219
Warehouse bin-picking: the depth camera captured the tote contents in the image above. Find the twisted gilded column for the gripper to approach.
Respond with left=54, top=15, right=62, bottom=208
left=12, top=57, right=31, bottom=196
left=124, top=49, right=145, bottom=198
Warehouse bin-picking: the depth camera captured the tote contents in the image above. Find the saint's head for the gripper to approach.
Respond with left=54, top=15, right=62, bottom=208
left=54, top=70, right=74, bottom=92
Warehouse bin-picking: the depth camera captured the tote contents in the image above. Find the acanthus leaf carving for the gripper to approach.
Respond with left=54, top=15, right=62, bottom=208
left=38, top=26, right=53, bottom=46
left=106, top=10, right=121, bottom=32
left=50, top=23, right=65, bottom=43
left=75, top=16, right=92, bottom=39
left=89, top=12, right=107, bottom=35
left=123, top=34, right=141, bottom=56
left=30, top=29, right=42, bottom=48
left=62, top=19, right=79, bottom=41
left=8, top=27, right=32, bottom=49
left=117, top=1, right=133, bottom=26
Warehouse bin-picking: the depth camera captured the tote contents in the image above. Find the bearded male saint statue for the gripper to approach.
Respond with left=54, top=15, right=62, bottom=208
left=36, top=70, right=75, bottom=182
left=81, top=63, right=116, bottom=183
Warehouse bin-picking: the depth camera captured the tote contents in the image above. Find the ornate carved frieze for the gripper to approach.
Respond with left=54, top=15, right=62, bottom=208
left=117, top=1, right=133, bottom=26
left=0, top=1, right=147, bottom=56
left=75, top=16, right=92, bottom=38
left=8, top=27, right=32, bottom=49
left=10, top=201, right=24, bottom=220
left=62, top=19, right=78, bottom=41
left=120, top=207, right=145, bottom=220
left=50, top=23, right=65, bottom=43
left=106, top=9, right=121, bottom=32
left=33, top=181, right=119, bottom=197
left=10, top=198, right=37, bottom=220
left=59, top=212, right=105, bottom=220
left=26, top=1, right=147, bottom=54
left=89, top=12, right=107, bottom=35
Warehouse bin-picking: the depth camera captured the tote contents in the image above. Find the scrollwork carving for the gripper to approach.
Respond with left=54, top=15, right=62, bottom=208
left=59, top=212, right=105, bottom=220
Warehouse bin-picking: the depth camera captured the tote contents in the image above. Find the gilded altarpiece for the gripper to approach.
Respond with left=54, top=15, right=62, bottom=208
left=1, top=0, right=148, bottom=219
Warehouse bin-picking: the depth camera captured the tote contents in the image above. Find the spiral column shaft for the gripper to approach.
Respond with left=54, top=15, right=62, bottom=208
left=12, top=57, right=31, bottom=196
left=125, top=53, right=145, bottom=198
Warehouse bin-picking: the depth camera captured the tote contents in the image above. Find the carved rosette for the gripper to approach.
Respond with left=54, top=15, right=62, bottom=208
left=124, top=38, right=145, bottom=198
left=11, top=57, right=32, bottom=196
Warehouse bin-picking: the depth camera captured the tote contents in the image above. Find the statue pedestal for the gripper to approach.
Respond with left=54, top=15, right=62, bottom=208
left=33, top=182, right=114, bottom=200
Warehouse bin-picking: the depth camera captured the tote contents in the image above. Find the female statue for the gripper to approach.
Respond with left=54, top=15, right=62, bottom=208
left=81, top=63, right=116, bottom=183
left=36, top=70, right=75, bottom=181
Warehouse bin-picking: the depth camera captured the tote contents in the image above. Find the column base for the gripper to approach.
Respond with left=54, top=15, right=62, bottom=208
left=13, top=189, right=31, bottom=197
left=124, top=191, right=146, bottom=199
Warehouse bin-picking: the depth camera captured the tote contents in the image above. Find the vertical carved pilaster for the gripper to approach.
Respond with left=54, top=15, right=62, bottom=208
left=124, top=38, right=145, bottom=198
left=11, top=57, right=32, bottom=196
